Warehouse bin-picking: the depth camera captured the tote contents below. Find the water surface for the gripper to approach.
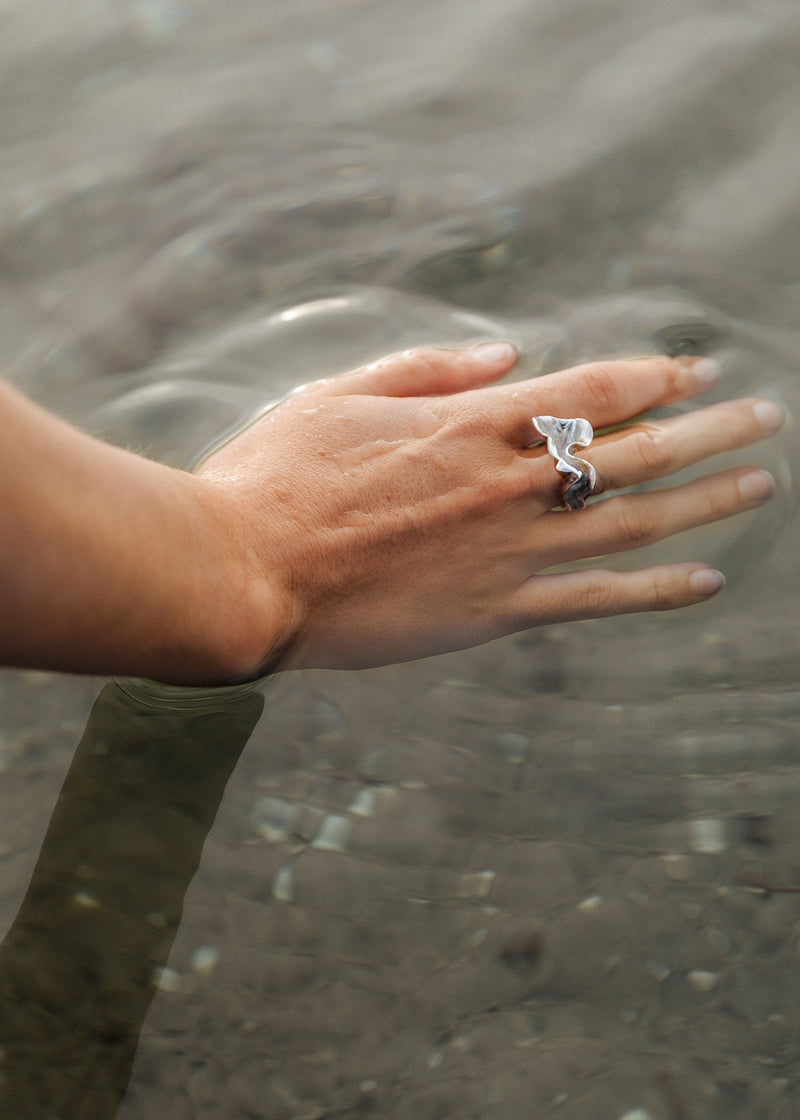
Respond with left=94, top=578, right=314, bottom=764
left=1, top=1, right=799, bottom=1117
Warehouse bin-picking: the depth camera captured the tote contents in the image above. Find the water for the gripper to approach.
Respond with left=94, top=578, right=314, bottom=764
left=1, top=0, right=800, bottom=1116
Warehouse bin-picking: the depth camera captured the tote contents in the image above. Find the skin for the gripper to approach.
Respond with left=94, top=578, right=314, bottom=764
left=0, top=345, right=785, bottom=684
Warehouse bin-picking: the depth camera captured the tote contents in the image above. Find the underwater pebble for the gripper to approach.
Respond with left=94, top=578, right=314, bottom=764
left=491, top=730, right=530, bottom=762
left=689, top=818, right=727, bottom=854
left=152, top=966, right=182, bottom=993
left=375, top=785, right=400, bottom=805
left=357, top=747, right=392, bottom=782
left=191, top=945, right=220, bottom=975
left=349, top=789, right=376, bottom=816
left=661, top=854, right=691, bottom=881
left=272, top=864, right=294, bottom=902
left=250, top=797, right=297, bottom=842
left=688, top=969, right=720, bottom=992
left=72, top=891, right=101, bottom=909
left=457, top=870, right=495, bottom=899
left=645, top=960, right=671, bottom=981
left=311, top=814, right=351, bottom=852
left=293, top=804, right=326, bottom=843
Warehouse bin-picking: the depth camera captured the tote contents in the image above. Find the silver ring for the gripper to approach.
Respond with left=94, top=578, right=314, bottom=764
left=531, top=415, right=596, bottom=510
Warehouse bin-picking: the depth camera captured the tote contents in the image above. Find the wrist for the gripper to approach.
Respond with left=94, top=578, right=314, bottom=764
left=0, top=379, right=291, bottom=684
left=170, top=475, right=294, bottom=685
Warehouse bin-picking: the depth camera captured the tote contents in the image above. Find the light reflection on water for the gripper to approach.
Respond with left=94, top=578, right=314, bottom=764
left=1, top=0, right=800, bottom=1116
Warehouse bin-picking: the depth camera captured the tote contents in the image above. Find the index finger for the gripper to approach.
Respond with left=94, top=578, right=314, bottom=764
left=486, top=356, right=722, bottom=446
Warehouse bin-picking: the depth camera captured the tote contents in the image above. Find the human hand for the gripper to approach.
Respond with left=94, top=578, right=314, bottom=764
left=195, top=344, right=784, bottom=677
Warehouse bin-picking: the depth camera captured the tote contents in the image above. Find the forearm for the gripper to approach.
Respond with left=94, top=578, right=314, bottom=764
left=0, top=380, right=271, bottom=683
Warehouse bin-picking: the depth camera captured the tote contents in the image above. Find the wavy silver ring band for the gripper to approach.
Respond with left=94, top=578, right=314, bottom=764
left=531, top=415, right=596, bottom=511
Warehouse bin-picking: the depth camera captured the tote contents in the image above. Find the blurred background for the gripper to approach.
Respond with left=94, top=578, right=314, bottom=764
left=1, top=1, right=800, bottom=1117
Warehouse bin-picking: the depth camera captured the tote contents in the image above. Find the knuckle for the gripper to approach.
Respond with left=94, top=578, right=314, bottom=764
left=610, top=497, right=657, bottom=547
left=410, top=348, right=439, bottom=374
left=649, top=569, right=678, bottom=611
left=581, top=365, right=622, bottom=415
left=580, top=572, right=617, bottom=617
left=448, top=403, right=491, bottom=439
left=704, top=488, right=736, bottom=525
left=630, top=424, right=671, bottom=477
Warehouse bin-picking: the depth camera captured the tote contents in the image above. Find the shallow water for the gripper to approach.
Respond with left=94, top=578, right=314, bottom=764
left=1, top=0, right=800, bottom=1117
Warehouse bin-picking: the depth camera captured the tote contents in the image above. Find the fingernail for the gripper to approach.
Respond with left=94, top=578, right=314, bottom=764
left=738, top=468, right=775, bottom=505
left=468, top=341, right=518, bottom=365
left=690, top=568, right=726, bottom=597
left=680, top=356, right=722, bottom=388
left=753, top=398, right=786, bottom=433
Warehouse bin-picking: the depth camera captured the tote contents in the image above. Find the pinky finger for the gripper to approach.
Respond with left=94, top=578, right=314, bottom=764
left=518, top=562, right=726, bottom=627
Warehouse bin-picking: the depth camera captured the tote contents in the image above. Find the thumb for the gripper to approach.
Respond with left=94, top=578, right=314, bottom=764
left=329, top=342, right=519, bottom=398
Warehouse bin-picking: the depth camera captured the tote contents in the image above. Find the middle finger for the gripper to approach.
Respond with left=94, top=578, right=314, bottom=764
left=483, top=354, right=721, bottom=446
left=531, top=466, right=776, bottom=569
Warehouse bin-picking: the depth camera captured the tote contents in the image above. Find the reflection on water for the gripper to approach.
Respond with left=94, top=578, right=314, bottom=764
left=1, top=0, right=800, bottom=1116
left=0, top=681, right=263, bottom=1117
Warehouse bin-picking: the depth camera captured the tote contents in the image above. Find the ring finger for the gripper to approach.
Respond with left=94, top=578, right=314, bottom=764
left=585, top=396, right=785, bottom=496
left=531, top=466, right=776, bottom=568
